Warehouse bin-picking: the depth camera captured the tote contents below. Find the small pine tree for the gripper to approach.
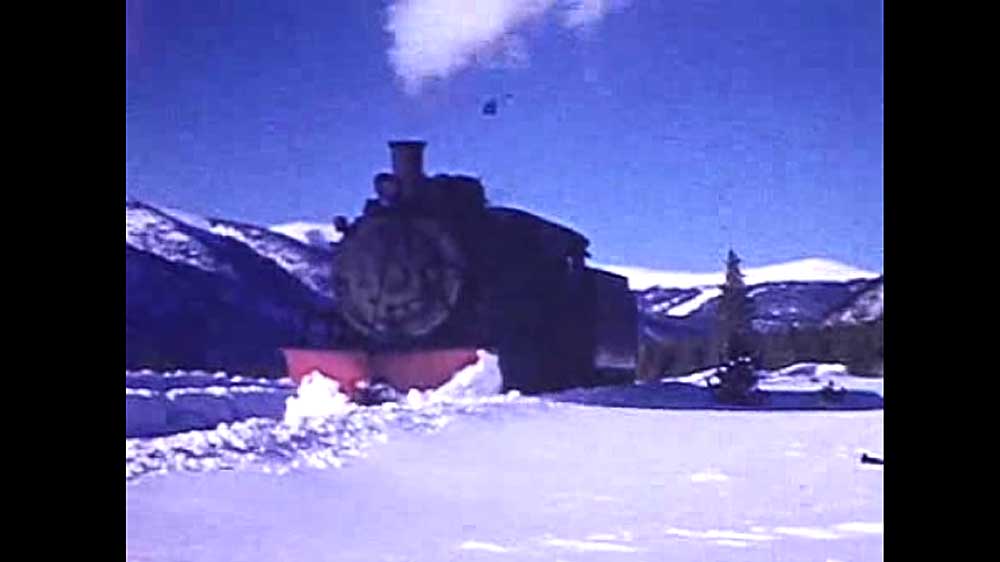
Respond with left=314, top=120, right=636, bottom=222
left=709, top=249, right=762, bottom=404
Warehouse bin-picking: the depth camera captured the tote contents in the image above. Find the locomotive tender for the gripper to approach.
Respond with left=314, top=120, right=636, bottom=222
left=282, top=141, right=636, bottom=395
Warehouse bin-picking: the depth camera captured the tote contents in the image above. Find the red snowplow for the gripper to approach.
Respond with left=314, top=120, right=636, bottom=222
left=281, top=348, right=479, bottom=398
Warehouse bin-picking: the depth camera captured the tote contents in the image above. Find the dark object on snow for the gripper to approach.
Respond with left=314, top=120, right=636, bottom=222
left=354, top=381, right=403, bottom=406
left=708, top=358, right=764, bottom=405
left=860, top=453, right=884, bottom=465
left=820, top=381, right=847, bottom=403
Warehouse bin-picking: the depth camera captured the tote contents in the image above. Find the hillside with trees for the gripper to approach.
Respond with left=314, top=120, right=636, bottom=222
left=638, top=253, right=883, bottom=381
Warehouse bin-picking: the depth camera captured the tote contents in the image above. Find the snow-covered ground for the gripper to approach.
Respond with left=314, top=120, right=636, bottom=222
left=126, top=360, right=882, bottom=562
left=125, top=370, right=298, bottom=438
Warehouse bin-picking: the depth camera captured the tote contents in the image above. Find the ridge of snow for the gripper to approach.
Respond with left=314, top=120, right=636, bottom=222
left=127, top=201, right=335, bottom=299
left=598, top=258, right=880, bottom=291
left=154, top=205, right=215, bottom=233
left=429, top=350, right=504, bottom=400
left=125, top=202, right=232, bottom=276
left=825, top=282, right=884, bottom=326
left=208, top=220, right=334, bottom=297
left=270, top=221, right=343, bottom=247
left=666, top=288, right=722, bottom=317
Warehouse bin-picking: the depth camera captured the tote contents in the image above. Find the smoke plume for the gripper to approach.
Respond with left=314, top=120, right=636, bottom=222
left=385, top=0, right=630, bottom=94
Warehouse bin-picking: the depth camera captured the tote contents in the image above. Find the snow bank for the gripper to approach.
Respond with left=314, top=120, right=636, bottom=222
left=125, top=370, right=295, bottom=438
left=550, top=363, right=882, bottom=411
left=773, top=363, right=848, bottom=379
left=678, top=363, right=853, bottom=386
left=283, top=372, right=356, bottom=425
left=125, top=352, right=526, bottom=481
left=428, top=350, right=504, bottom=400
left=125, top=360, right=879, bottom=440
left=126, top=385, right=533, bottom=482
left=125, top=350, right=506, bottom=439
left=125, top=389, right=169, bottom=438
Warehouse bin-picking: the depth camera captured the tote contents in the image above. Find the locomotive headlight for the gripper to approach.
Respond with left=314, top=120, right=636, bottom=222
left=331, top=216, right=465, bottom=343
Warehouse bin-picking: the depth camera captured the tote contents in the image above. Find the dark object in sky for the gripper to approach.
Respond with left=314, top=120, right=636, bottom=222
left=482, top=94, right=512, bottom=116
left=860, top=453, right=884, bottom=465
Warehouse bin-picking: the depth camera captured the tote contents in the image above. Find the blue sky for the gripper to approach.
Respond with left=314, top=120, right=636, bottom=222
left=126, top=0, right=882, bottom=272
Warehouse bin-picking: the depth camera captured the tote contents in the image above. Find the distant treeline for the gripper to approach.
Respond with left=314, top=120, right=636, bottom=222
left=638, top=318, right=883, bottom=380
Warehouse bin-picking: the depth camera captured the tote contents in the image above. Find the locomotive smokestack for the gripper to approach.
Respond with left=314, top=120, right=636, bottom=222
left=388, top=140, right=427, bottom=187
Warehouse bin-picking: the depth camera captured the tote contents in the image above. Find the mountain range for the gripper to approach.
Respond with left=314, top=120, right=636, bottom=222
left=125, top=200, right=883, bottom=375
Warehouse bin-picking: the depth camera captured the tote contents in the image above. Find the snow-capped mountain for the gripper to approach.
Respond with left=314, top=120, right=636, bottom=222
left=614, top=259, right=883, bottom=342
left=126, top=200, right=236, bottom=277
left=822, top=279, right=883, bottom=327
left=601, top=258, right=879, bottom=291
left=639, top=278, right=882, bottom=342
left=145, top=205, right=337, bottom=298
left=209, top=218, right=336, bottom=299
left=126, top=200, right=335, bottom=375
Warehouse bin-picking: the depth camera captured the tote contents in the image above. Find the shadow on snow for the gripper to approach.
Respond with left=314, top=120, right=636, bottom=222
left=544, top=381, right=884, bottom=411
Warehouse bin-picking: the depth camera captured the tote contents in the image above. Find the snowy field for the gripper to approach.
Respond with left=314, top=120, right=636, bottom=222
left=126, top=360, right=883, bottom=562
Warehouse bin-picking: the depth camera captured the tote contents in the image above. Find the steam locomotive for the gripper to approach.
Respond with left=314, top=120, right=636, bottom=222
left=282, top=141, right=636, bottom=396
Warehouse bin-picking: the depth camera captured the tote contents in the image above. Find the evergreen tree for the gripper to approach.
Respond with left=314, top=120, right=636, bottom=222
left=709, top=249, right=762, bottom=404
left=718, top=249, right=755, bottom=360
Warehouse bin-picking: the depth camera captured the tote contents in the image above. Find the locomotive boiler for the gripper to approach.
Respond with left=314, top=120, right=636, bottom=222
left=282, top=141, right=636, bottom=396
